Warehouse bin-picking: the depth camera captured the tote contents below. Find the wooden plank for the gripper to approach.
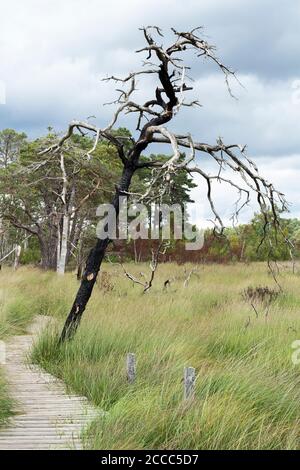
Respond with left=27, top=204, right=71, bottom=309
left=0, top=316, right=99, bottom=450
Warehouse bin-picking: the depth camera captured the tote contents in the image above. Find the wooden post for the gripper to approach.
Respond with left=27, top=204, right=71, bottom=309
left=127, top=353, right=136, bottom=383
left=183, top=366, right=196, bottom=400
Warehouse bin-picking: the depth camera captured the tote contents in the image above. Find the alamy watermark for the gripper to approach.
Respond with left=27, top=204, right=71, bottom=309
left=96, top=197, right=205, bottom=250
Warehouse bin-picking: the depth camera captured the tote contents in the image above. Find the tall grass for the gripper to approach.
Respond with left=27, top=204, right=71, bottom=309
left=26, top=262, right=300, bottom=449
left=2, top=263, right=300, bottom=447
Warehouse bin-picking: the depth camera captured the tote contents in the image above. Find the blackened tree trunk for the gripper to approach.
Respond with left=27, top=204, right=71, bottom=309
left=58, top=27, right=181, bottom=342
left=59, top=166, right=135, bottom=341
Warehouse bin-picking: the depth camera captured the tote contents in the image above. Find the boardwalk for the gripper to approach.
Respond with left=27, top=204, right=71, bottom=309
left=0, top=316, right=99, bottom=450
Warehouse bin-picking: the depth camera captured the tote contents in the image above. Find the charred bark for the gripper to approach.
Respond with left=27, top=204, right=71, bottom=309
left=59, top=166, right=135, bottom=341
left=59, top=237, right=110, bottom=341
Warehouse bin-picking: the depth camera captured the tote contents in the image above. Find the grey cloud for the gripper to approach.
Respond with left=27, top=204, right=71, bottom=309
left=1, top=0, right=299, bottom=139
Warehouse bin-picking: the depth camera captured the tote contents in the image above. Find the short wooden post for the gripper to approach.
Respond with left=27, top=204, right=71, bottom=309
left=127, top=353, right=136, bottom=383
left=183, top=366, right=196, bottom=400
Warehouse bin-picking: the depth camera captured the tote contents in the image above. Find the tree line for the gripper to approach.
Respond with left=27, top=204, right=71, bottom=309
left=0, top=127, right=195, bottom=272
left=0, top=128, right=297, bottom=270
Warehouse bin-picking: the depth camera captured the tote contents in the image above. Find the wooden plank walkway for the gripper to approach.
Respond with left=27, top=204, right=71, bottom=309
left=0, top=316, right=100, bottom=450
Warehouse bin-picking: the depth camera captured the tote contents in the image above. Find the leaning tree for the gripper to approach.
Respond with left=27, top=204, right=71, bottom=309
left=42, top=27, right=288, bottom=341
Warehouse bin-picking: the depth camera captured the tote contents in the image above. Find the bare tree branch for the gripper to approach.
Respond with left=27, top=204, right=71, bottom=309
left=120, top=242, right=168, bottom=293
left=46, top=26, right=289, bottom=342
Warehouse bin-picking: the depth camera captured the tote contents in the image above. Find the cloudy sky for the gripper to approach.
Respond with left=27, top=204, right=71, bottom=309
left=0, top=0, right=299, bottom=226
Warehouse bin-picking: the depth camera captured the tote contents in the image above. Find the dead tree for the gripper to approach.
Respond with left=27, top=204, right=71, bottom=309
left=42, top=27, right=288, bottom=342
left=120, top=241, right=168, bottom=293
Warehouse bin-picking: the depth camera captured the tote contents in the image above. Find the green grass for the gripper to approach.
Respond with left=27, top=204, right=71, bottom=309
left=0, top=268, right=55, bottom=338
left=2, top=262, right=300, bottom=448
